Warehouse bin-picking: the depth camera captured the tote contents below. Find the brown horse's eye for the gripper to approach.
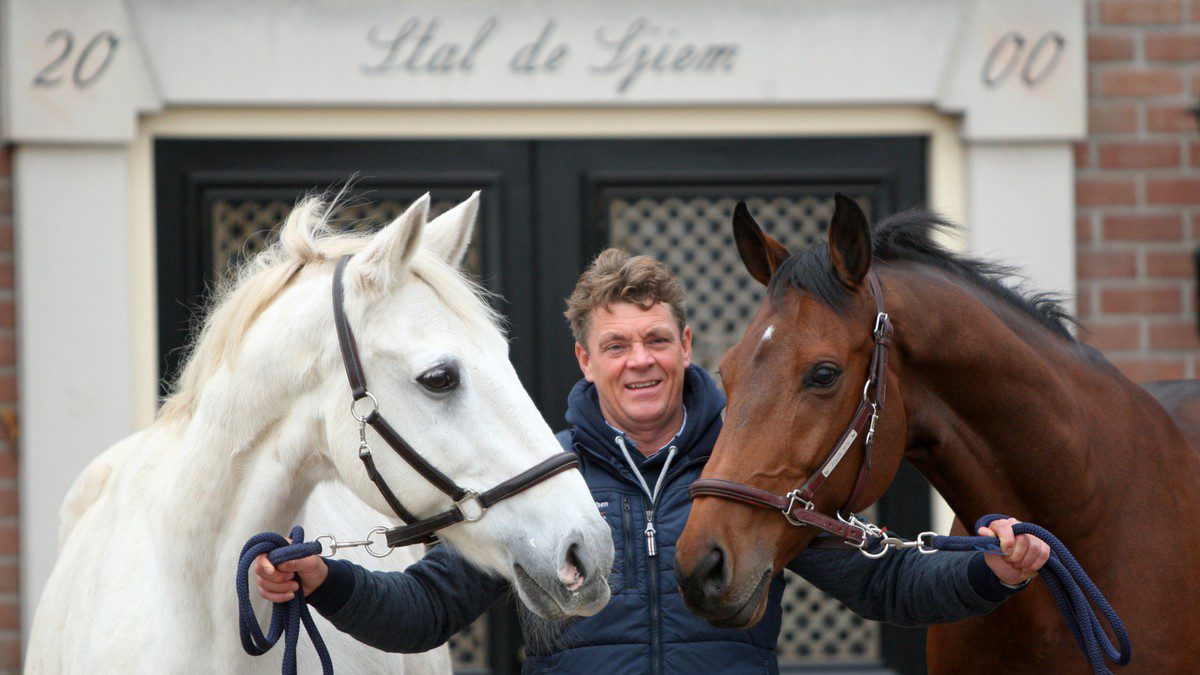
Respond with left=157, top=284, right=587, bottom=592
left=807, top=365, right=841, bottom=388
left=418, top=365, right=460, bottom=392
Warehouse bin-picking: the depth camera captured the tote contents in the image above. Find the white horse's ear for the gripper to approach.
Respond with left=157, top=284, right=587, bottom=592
left=351, top=193, right=430, bottom=291
left=424, top=191, right=480, bottom=269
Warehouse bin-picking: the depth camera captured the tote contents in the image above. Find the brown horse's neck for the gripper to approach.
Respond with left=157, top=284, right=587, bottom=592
left=885, top=266, right=1190, bottom=539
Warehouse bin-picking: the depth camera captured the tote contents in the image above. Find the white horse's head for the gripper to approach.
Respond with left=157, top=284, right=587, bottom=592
left=165, top=193, right=612, bottom=619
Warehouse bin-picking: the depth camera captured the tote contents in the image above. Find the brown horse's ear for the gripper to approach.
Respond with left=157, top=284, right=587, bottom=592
left=732, top=202, right=790, bottom=286
left=828, top=194, right=872, bottom=288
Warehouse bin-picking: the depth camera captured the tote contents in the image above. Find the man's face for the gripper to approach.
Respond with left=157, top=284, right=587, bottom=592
left=575, top=301, right=692, bottom=437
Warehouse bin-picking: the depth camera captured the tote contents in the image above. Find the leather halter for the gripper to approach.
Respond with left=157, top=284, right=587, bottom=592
left=332, top=255, right=581, bottom=548
left=689, top=270, right=893, bottom=548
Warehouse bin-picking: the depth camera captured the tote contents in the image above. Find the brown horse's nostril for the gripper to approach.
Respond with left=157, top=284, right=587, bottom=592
left=693, top=544, right=729, bottom=601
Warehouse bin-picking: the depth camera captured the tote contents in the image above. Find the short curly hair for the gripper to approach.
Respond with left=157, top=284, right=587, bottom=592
left=565, top=248, right=687, bottom=346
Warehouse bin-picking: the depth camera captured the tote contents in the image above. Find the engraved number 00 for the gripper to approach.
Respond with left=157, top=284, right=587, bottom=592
left=982, top=31, right=1065, bottom=88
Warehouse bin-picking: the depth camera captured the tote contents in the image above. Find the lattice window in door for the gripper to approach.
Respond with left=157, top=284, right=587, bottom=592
left=607, top=191, right=880, bottom=668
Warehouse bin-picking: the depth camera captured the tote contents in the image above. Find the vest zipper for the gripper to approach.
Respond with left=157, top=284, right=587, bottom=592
left=614, top=437, right=677, bottom=558
left=620, top=495, right=635, bottom=591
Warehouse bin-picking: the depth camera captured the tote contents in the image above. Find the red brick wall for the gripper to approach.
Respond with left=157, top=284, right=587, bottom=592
left=0, top=144, right=19, bottom=671
left=1078, top=0, right=1200, bottom=381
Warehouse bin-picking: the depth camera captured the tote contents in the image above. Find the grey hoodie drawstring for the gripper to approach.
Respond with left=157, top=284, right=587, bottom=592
left=615, top=436, right=677, bottom=557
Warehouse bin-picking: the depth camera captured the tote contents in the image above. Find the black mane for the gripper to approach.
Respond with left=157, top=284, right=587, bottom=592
left=767, top=209, right=1077, bottom=341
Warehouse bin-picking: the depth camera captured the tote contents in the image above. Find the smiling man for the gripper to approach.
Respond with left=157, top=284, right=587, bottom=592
left=257, top=247, right=1050, bottom=674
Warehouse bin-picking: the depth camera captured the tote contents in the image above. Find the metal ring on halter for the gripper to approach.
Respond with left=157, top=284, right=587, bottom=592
left=363, top=527, right=393, bottom=558
left=454, top=490, right=487, bottom=522
left=862, top=378, right=875, bottom=403
left=350, top=392, right=379, bottom=423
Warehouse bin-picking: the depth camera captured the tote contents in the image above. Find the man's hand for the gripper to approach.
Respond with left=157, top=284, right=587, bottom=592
left=255, top=551, right=329, bottom=603
left=978, top=517, right=1050, bottom=587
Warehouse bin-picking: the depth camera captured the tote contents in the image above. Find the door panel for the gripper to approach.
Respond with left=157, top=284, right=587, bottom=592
left=156, top=136, right=929, bottom=674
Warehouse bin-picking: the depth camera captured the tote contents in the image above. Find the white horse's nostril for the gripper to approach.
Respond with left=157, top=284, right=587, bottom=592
left=558, top=562, right=584, bottom=591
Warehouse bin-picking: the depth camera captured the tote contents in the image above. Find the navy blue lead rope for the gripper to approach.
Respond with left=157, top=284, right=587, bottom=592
left=921, top=514, right=1132, bottom=675
left=237, top=526, right=334, bottom=675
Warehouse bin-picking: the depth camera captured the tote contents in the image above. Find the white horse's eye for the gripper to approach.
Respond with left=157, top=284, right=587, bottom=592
left=418, top=365, right=460, bottom=392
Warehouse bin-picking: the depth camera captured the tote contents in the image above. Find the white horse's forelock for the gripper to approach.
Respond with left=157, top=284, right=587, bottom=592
left=159, top=197, right=503, bottom=423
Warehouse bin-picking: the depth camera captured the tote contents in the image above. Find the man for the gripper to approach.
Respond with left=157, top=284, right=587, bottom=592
left=258, top=249, right=1049, bottom=673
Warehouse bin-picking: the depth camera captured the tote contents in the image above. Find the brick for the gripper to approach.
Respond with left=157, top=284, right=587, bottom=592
left=1110, top=357, right=1188, bottom=383
left=1076, top=286, right=1096, bottom=319
left=1145, top=32, right=1200, bottom=60
left=1098, top=141, right=1181, bottom=168
left=1083, top=321, right=1141, bottom=350
left=1078, top=250, right=1138, bottom=279
left=1089, top=104, right=1138, bottom=133
left=0, top=225, right=11, bottom=255
left=0, top=301, right=12, bottom=329
left=1099, top=0, right=1183, bottom=24
left=1078, top=215, right=1094, bottom=244
left=1145, top=250, right=1196, bottom=277
left=1146, top=177, right=1200, bottom=204
left=1089, top=33, right=1136, bottom=61
left=1074, top=142, right=1091, bottom=169
left=0, top=335, right=15, bottom=366
left=0, top=149, right=9, bottom=179
left=1146, top=105, right=1200, bottom=132
left=0, top=633, right=20, bottom=669
left=1077, top=178, right=1137, bottom=206
left=1098, top=68, right=1184, bottom=96
left=1103, top=213, right=1182, bottom=241
left=0, top=602, right=18, bottom=631
left=0, top=561, right=18, bottom=594
left=1148, top=320, right=1200, bottom=349
left=1191, top=142, right=1200, bottom=169
left=0, top=376, right=17, bottom=405
left=0, top=453, right=15, bottom=481
left=1100, top=286, right=1183, bottom=314
left=0, top=523, right=20, bottom=555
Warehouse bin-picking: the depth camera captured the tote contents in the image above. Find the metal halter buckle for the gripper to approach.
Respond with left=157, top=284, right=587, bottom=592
left=873, top=312, right=890, bottom=340
left=454, top=490, right=487, bottom=522
left=782, top=490, right=814, bottom=526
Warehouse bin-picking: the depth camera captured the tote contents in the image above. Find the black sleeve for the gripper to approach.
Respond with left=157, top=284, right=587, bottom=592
left=785, top=545, right=1024, bottom=627
left=307, top=544, right=509, bottom=653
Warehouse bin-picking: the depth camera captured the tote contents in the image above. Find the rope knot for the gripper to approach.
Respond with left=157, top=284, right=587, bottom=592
left=236, top=526, right=333, bottom=675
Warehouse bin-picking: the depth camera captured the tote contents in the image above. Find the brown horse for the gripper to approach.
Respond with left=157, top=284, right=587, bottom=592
left=675, top=195, right=1200, bottom=672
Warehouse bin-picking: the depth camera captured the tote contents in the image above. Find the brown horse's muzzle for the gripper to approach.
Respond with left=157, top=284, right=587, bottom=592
left=675, top=513, right=776, bottom=628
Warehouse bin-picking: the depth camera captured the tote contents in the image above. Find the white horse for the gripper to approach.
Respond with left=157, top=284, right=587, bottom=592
left=27, top=193, right=614, bottom=672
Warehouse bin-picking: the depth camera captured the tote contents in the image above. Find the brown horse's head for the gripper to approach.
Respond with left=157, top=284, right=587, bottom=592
left=676, top=195, right=907, bottom=627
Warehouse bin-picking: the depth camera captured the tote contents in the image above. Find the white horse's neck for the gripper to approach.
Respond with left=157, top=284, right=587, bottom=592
left=159, top=314, right=335, bottom=630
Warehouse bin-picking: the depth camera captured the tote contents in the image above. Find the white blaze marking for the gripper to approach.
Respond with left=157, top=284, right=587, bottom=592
left=761, top=325, right=775, bottom=343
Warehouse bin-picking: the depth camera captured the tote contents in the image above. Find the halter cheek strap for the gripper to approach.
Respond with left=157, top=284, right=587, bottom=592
left=332, top=255, right=581, bottom=548
left=689, top=270, right=893, bottom=548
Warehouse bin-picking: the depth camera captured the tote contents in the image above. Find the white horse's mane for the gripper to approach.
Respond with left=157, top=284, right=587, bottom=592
left=159, top=196, right=503, bottom=423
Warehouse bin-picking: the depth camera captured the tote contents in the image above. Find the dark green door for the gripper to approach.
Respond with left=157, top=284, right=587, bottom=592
left=157, top=136, right=929, bottom=674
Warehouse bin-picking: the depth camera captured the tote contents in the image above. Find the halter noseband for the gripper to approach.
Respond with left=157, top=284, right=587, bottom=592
left=333, top=255, right=581, bottom=548
left=689, top=270, right=893, bottom=549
